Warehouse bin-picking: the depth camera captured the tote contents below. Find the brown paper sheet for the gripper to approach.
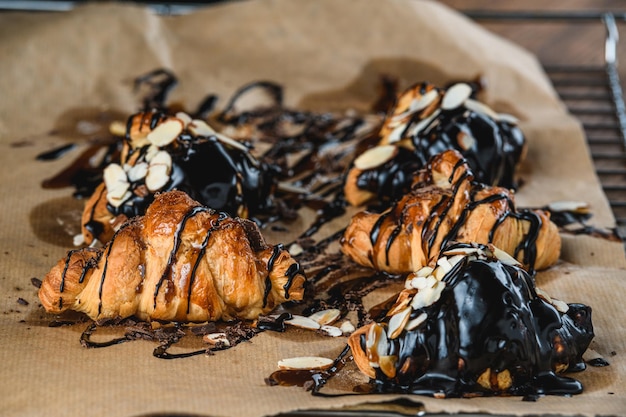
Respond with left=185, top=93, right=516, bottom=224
left=1, top=1, right=625, bottom=416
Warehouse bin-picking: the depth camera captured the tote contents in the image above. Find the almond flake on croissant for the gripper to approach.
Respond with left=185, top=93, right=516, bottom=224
left=40, top=190, right=306, bottom=322
left=340, top=149, right=560, bottom=274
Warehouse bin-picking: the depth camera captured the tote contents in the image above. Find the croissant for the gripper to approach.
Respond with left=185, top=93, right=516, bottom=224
left=341, top=149, right=560, bottom=273
left=40, top=190, right=305, bottom=322
left=344, top=81, right=526, bottom=206
left=347, top=243, right=594, bottom=397
left=80, top=110, right=278, bottom=245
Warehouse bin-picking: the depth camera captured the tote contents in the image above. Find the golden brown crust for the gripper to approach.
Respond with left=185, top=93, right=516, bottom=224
left=340, top=150, right=560, bottom=273
left=81, top=183, right=116, bottom=244
left=40, top=191, right=306, bottom=322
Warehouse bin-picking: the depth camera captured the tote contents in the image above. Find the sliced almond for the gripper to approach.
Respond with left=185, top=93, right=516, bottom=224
left=409, top=109, right=440, bottom=137
left=103, top=163, right=130, bottom=199
left=407, top=276, right=429, bottom=291
left=175, top=111, right=192, bottom=127
left=188, top=119, right=216, bottom=137
left=416, top=266, right=434, bottom=278
left=288, top=242, right=303, bottom=257
left=109, top=120, right=127, bottom=137
left=405, top=312, right=428, bottom=331
left=353, top=145, right=398, bottom=170
left=535, top=287, right=553, bottom=304
left=390, top=89, right=440, bottom=123
left=464, top=98, right=499, bottom=120
left=320, top=325, right=343, bottom=337
left=492, top=246, right=521, bottom=266
left=378, top=355, right=397, bottom=378
left=145, top=164, right=170, bottom=192
left=149, top=150, right=173, bottom=169
left=367, top=323, right=388, bottom=368
left=441, top=83, right=472, bottom=110
left=147, top=118, right=183, bottom=147
left=215, top=132, right=250, bottom=153
left=433, top=265, right=447, bottom=281
left=126, top=162, right=149, bottom=182
left=285, top=315, right=321, bottom=330
left=442, top=245, right=481, bottom=257
left=457, top=131, right=476, bottom=151
left=547, top=200, right=590, bottom=214
left=339, top=320, right=356, bottom=335
left=106, top=190, right=132, bottom=208
left=387, top=306, right=412, bottom=339
left=386, top=123, right=408, bottom=144
left=277, top=356, right=334, bottom=371
left=551, top=298, right=570, bottom=314
left=144, top=145, right=160, bottom=163
left=436, top=257, right=453, bottom=274
left=308, top=309, right=341, bottom=326
left=446, top=254, right=465, bottom=268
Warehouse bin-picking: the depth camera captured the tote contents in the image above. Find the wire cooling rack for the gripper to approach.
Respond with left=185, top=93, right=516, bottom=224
left=464, top=10, right=626, bottom=244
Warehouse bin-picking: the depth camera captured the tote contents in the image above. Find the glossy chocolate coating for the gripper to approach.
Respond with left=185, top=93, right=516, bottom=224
left=355, top=84, right=526, bottom=204
left=362, top=246, right=593, bottom=397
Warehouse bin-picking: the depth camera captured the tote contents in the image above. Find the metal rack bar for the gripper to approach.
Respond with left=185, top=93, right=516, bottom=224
left=467, top=10, right=626, bottom=243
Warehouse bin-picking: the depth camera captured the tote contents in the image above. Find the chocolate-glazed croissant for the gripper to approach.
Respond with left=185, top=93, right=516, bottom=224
left=348, top=243, right=594, bottom=397
left=81, top=110, right=278, bottom=245
left=40, top=191, right=305, bottom=322
left=344, top=81, right=526, bottom=206
left=341, top=150, right=560, bottom=274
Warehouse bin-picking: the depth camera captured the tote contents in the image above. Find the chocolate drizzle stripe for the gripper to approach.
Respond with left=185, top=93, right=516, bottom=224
left=185, top=212, right=227, bottom=314
left=97, top=225, right=130, bottom=316
left=153, top=205, right=213, bottom=309
left=263, top=244, right=283, bottom=308
left=283, top=262, right=303, bottom=299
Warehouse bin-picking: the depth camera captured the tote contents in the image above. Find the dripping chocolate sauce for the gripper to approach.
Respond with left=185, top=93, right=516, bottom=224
left=353, top=246, right=595, bottom=398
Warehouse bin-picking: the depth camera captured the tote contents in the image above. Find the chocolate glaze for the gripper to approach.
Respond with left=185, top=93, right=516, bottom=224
left=361, top=244, right=594, bottom=398
left=355, top=82, right=526, bottom=204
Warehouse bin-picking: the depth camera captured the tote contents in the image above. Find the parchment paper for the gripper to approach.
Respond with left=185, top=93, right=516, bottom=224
left=1, top=1, right=625, bottom=417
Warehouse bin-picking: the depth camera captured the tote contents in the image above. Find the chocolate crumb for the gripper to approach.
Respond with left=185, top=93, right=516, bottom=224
left=17, top=298, right=29, bottom=306
left=31, top=277, right=42, bottom=288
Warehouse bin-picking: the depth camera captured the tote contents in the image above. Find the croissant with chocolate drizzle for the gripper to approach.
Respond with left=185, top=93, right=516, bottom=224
left=348, top=243, right=594, bottom=398
left=40, top=191, right=305, bottom=322
left=341, top=149, right=560, bottom=274
left=344, top=81, right=526, bottom=206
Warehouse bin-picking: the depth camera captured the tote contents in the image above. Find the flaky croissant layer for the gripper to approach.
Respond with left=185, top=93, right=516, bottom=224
left=341, top=150, right=560, bottom=274
left=39, top=191, right=306, bottom=322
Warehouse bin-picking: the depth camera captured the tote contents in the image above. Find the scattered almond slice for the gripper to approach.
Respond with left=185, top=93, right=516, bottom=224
left=277, top=356, right=334, bottom=370
left=320, top=325, right=343, bottom=337
left=308, top=308, right=341, bottom=326
left=285, top=315, right=321, bottom=330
